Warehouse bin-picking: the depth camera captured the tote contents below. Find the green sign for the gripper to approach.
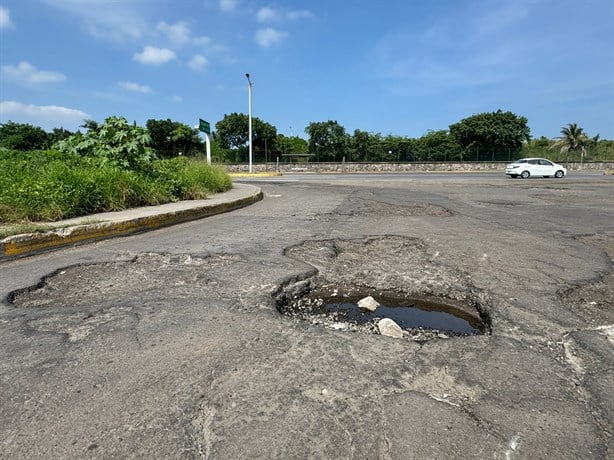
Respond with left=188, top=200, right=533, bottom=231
left=199, top=118, right=210, bottom=134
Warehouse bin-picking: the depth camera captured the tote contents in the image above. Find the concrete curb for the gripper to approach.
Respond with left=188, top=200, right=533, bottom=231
left=0, top=184, right=263, bottom=260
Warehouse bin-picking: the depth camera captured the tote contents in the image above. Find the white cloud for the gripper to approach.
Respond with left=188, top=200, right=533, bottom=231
left=157, top=21, right=191, bottom=45
left=0, top=6, right=12, bottom=29
left=171, top=95, right=183, bottom=103
left=0, top=101, right=90, bottom=131
left=118, top=81, right=151, bottom=93
left=257, top=7, right=312, bottom=23
left=286, top=9, right=313, bottom=21
left=256, top=7, right=280, bottom=23
left=133, top=46, right=176, bottom=65
left=219, top=0, right=238, bottom=12
left=255, top=28, right=288, bottom=47
left=193, top=35, right=212, bottom=46
left=155, top=21, right=215, bottom=50
left=41, top=0, right=146, bottom=42
left=2, top=61, right=66, bottom=84
left=188, top=55, right=208, bottom=71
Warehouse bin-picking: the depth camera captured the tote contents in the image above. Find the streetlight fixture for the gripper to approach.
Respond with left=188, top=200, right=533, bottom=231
left=245, top=73, right=253, bottom=173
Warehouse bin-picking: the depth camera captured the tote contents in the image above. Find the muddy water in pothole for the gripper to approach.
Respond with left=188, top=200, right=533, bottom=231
left=309, top=294, right=486, bottom=335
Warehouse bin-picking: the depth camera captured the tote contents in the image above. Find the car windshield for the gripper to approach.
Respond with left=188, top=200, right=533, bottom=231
left=515, top=159, right=528, bottom=164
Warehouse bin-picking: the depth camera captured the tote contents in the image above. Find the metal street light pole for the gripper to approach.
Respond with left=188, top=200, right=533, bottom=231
left=246, top=73, right=253, bottom=173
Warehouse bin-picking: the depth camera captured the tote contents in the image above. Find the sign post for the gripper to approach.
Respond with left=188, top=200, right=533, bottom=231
left=198, top=118, right=211, bottom=164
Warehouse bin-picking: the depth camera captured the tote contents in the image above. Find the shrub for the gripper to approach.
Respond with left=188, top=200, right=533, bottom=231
left=54, top=116, right=156, bottom=170
left=149, top=158, right=232, bottom=200
left=0, top=150, right=232, bottom=224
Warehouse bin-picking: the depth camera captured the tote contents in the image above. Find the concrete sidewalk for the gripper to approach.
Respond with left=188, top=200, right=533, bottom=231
left=0, top=183, right=262, bottom=260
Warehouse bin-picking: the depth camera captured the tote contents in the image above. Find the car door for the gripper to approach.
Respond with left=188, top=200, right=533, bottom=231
left=527, top=159, right=542, bottom=175
left=538, top=159, right=555, bottom=176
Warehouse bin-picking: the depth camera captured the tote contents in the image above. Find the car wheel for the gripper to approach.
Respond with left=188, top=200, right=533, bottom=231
left=554, top=170, right=564, bottom=178
left=520, top=170, right=530, bottom=179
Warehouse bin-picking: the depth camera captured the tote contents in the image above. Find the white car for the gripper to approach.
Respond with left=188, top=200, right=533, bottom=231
left=505, top=158, right=567, bottom=179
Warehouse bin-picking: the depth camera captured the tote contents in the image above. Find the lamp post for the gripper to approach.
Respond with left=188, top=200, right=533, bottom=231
left=245, top=73, right=253, bottom=173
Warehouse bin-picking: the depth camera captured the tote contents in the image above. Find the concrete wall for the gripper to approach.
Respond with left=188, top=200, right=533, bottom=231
left=224, top=161, right=614, bottom=174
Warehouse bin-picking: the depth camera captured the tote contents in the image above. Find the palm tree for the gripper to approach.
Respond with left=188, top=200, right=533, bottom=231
left=552, top=123, right=590, bottom=166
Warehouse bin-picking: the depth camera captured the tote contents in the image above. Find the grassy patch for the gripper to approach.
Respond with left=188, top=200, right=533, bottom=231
left=0, top=150, right=232, bottom=224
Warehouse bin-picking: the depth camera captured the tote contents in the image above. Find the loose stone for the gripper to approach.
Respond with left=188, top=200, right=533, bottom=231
left=378, top=318, right=404, bottom=338
left=357, top=295, right=380, bottom=312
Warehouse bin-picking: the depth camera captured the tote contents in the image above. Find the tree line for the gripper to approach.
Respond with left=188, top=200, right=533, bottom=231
left=1, top=110, right=612, bottom=163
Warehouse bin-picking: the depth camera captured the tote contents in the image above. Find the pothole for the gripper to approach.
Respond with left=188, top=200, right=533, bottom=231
left=276, top=284, right=488, bottom=341
left=336, top=196, right=452, bottom=217
left=313, top=289, right=484, bottom=334
left=277, top=236, right=493, bottom=341
left=7, top=252, right=243, bottom=309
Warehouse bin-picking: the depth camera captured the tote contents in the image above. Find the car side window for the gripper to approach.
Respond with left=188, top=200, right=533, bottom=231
left=539, top=160, right=552, bottom=166
left=529, top=159, right=539, bottom=165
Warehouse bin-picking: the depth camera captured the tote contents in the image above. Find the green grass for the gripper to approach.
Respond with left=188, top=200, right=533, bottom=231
left=0, top=150, right=232, bottom=224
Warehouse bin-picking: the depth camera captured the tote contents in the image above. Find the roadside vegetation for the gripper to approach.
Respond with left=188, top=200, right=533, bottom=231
left=3, top=112, right=612, bottom=168
left=0, top=116, right=231, bottom=226
left=1, top=112, right=611, bottom=232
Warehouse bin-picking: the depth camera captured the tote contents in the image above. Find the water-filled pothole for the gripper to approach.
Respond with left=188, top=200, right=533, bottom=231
left=318, top=295, right=484, bottom=334
left=277, top=285, right=489, bottom=340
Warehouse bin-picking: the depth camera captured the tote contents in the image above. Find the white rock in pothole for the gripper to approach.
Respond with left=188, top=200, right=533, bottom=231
left=357, top=295, right=380, bottom=312
left=378, top=318, right=404, bottom=338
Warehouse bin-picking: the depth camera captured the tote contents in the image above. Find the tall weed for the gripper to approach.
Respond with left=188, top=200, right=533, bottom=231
left=0, top=150, right=232, bottom=223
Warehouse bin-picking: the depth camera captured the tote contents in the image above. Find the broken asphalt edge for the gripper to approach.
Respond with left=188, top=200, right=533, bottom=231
left=0, top=184, right=263, bottom=260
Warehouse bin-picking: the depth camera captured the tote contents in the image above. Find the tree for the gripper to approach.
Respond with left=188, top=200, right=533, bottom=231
left=394, top=137, right=416, bottom=162
left=0, top=121, right=50, bottom=150
left=216, top=113, right=248, bottom=152
left=215, top=113, right=277, bottom=162
left=146, top=119, right=202, bottom=158
left=382, top=134, right=416, bottom=162
left=277, top=134, right=308, bottom=157
left=449, top=110, right=530, bottom=160
left=55, top=116, right=155, bottom=169
left=350, top=129, right=372, bottom=162
left=522, top=136, right=554, bottom=161
left=252, top=118, right=277, bottom=162
left=348, top=131, right=420, bottom=163
left=414, top=130, right=461, bottom=161
left=80, top=119, right=100, bottom=133
left=49, top=127, right=74, bottom=144
left=305, top=120, right=348, bottom=162
left=534, top=136, right=550, bottom=147
left=593, top=139, right=614, bottom=161
left=551, top=123, right=591, bottom=165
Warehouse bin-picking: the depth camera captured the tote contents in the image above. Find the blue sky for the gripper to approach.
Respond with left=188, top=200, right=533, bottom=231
left=1, top=0, right=613, bottom=139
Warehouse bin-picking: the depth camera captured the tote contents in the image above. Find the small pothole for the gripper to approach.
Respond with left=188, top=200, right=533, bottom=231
left=276, top=284, right=490, bottom=341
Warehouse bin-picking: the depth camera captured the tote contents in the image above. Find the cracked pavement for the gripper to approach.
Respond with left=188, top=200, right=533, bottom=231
left=1, top=175, right=612, bottom=459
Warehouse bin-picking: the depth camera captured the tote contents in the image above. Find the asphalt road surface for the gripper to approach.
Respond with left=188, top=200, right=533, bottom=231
left=1, top=174, right=613, bottom=459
